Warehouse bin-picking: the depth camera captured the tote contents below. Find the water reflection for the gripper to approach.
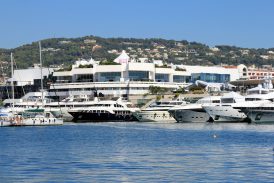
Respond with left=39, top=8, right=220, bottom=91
left=0, top=123, right=273, bottom=182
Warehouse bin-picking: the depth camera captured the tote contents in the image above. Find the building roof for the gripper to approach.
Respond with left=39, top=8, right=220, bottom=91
left=114, top=50, right=130, bottom=64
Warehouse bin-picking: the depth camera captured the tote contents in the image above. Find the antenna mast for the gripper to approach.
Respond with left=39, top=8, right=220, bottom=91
left=39, top=41, right=44, bottom=105
left=11, top=53, right=15, bottom=113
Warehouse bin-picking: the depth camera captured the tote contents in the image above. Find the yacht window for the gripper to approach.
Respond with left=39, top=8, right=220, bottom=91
left=247, top=91, right=259, bottom=95
left=221, top=98, right=234, bottom=103
left=245, top=98, right=262, bottom=101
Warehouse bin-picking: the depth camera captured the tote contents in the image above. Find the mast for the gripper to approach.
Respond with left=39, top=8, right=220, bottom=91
left=11, top=53, right=14, bottom=113
left=39, top=41, right=44, bottom=106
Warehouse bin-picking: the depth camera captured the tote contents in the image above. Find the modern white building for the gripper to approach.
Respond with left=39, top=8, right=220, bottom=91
left=177, top=64, right=247, bottom=82
left=5, top=51, right=248, bottom=99
left=49, top=51, right=247, bottom=98
left=10, top=64, right=54, bottom=86
left=51, top=61, right=191, bottom=98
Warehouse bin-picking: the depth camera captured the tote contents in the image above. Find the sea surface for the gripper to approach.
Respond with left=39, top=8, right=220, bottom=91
left=0, top=122, right=274, bottom=182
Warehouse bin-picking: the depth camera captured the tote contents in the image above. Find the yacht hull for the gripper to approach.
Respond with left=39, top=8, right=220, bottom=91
left=247, top=111, right=274, bottom=124
left=203, top=105, right=247, bottom=123
left=169, top=109, right=210, bottom=123
left=133, top=111, right=176, bottom=123
left=49, top=108, right=73, bottom=122
left=11, top=117, right=63, bottom=126
left=69, top=112, right=138, bottom=122
left=0, top=121, right=13, bottom=127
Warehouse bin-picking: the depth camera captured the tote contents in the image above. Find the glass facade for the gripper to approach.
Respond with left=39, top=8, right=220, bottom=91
left=173, top=75, right=190, bottom=83
left=56, top=76, right=72, bottom=83
left=191, top=73, right=230, bottom=83
left=75, top=74, right=93, bottom=82
left=128, top=71, right=149, bottom=81
left=155, top=74, right=169, bottom=82
left=98, top=72, right=121, bottom=82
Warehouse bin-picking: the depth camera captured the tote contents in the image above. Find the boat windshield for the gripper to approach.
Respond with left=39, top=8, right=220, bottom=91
left=21, top=112, right=44, bottom=118
left=126, top=104, right=136, bottom=108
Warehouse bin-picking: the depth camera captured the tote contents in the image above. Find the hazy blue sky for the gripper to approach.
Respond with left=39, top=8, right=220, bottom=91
left=1, top=0, right=274, bottom=48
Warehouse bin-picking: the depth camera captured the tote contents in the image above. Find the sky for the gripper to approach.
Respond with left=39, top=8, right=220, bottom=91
left=0, top=0, right=274, bottom=49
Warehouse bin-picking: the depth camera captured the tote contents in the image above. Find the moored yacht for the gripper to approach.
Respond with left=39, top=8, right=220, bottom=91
left=68, top=98, right=140, bottom=122
left=203, top=78, right=274, bottom=123
left=168, top=95, right=221, bottom=123
left=133, top=98, right=188, bottom=122
left=202, top=92, right=248, bottom=122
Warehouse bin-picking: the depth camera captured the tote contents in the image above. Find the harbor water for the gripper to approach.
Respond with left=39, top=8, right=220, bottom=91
left=0, top=122, right=274, bottom=182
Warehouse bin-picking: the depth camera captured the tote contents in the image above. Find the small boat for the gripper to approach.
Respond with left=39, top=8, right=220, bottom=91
left=10, top=109, right=63, bottom=126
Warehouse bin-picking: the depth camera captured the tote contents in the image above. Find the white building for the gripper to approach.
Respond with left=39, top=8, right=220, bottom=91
left=50, top=51, right=246, bottom=98
left=7, top=51, right=247, bottom=99
left=11, top=64, right=54, bottom=86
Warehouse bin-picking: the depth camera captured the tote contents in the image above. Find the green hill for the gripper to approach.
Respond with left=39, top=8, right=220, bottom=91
left=1, top=35, right=274, bottom=75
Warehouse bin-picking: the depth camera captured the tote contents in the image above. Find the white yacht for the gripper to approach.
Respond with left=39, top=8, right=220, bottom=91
left=68, top=98, right=140, bottom=122
left=203, top=78, right=274, bottom=123
left=168, top=95, right=221, bottom=123
left=133, top=98, right=188, bottom=122
left=202, top=92, right=248, bottom=122
left=3, top=92, right=53, bottom=112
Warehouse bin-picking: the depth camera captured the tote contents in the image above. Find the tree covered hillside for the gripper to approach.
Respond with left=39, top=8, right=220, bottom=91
left=0, top=35, right=274, bottom=74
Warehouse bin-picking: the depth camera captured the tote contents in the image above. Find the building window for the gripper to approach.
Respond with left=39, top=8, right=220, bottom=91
left=76, top=74, right=93, bottom=82
left=156, top=74, right=169, bottom=82
left=173, top=75, right=187, bottom=83
left=57, top=76, right=72, bottom=83
left=128, top=71, right=149, bottom=81
left=191, top=73, right=230, bottom=83
left=98, top=72, right=121, bottom=82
